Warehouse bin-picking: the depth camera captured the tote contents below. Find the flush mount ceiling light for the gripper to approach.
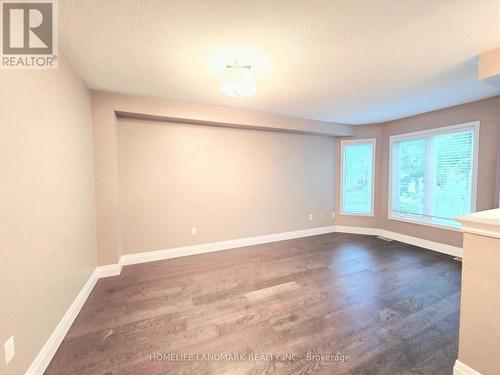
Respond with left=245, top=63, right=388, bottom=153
left=219, top=63, right=256, bottom=98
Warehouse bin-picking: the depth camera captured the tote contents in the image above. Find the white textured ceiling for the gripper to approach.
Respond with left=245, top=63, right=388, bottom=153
left=60, top=0, right=500, bottom=125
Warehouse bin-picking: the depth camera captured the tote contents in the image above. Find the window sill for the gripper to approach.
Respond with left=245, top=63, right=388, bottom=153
left=388, top=215, right=462, bottom=232
left=340, top=212, right=375, bottom=217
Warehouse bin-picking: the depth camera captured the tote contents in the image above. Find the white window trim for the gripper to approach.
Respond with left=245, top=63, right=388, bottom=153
left=340, top=138, right=376, bottom=217
left=388, top=121, right=480, bottom=231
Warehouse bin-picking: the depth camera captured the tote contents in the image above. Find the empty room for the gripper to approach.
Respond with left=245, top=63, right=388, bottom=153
left=2, top=1, right=500, bottom=374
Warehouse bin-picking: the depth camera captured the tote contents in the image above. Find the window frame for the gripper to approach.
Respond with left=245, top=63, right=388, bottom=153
left=340, top=138, right=376, bottom=217
left=387, top=121, right=480, bottom=231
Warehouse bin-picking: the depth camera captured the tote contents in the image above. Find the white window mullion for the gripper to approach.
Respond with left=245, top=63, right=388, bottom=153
left=391, top=142, right=400, bottom=217
left=423, top=136, right=435, bottom=222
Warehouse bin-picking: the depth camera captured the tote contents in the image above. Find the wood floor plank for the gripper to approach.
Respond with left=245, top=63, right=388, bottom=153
left=244, top=281, right=301, bottom=302
left=45, top=233, right=461, bottom=375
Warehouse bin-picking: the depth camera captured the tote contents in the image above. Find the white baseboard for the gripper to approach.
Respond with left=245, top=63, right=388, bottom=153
left=26, top=270, right=99, bottom=374
left=25, top=264, right=122, bottom=375
left=26, top=224, right=462, bottom=374
left=333, top=225, right=379, bottom=236
left=95, top=263, right=123, bottom=278
left=334, top=225, right=463, bottom=258
left=454, top=360, right=482, bottom=375
left=120, top=225, right=337, bottom=265
left=378, top=229, right=463, bottom=258
left=120, top=224, right=462, bottom=266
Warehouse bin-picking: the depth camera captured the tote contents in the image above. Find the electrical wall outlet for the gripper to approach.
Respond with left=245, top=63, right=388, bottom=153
left=308, top=214, right=313, bottom=221
left=191, top=227, right=197, bottom=235
left=4, top=336, right=14, bottom=365
left=332, top=212, right=335, bottom=218
left=320, top=212, right=324, bottom=219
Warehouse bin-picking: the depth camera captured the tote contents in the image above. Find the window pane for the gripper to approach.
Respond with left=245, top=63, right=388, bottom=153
left=432, top=130, right=474, bottom=225
left=342, top=142, right=373, bottom=214
left=390, top=125, right=476, bottom=229
left=395, top=138, right=426, bottom=217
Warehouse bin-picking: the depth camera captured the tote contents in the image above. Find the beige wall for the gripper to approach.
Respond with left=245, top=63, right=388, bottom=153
left=496, top=104, right=500, bottom=207
left=0, top=55, right=97, bottom=374
left=117, top=118, right=336, bottom=253
left=459, top=232, right=500, bottom=374
left=336, top=97, right=499, bottom=247
left=478, top=46, right=500, bottom=80
left=92, top=91, right=349, bottom=265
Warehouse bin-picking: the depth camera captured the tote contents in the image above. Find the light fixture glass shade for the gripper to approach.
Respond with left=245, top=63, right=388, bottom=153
left=220, top=65, right=256, bottom=98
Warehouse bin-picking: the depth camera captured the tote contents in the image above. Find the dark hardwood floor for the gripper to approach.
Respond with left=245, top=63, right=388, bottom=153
left=46, top=233, right=461, bottom=375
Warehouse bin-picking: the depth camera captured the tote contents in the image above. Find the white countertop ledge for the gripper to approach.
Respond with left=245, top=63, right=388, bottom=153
left=457, top=208, right=500, bottom=239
